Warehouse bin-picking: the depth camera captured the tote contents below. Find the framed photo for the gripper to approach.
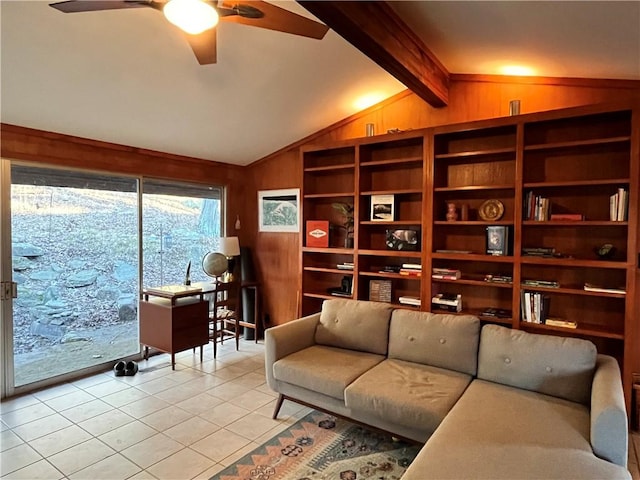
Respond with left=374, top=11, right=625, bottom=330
left=258, top=188, right=300, bottom=232
left=486, top=225, right=510, bottom=255
left=370, top=194, right=395, bottom=221
left=386, top=229, right=419, bottom=251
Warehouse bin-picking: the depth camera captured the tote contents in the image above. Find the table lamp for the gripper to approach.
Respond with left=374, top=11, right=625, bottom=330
left=219, top=236, right=240, bottom=281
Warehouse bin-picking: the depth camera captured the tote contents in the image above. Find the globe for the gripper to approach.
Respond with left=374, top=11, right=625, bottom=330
left=202, top=252, right=228, bottom=279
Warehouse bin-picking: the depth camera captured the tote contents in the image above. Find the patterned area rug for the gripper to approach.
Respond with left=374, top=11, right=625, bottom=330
left=211, top=411, right=422, bottom=480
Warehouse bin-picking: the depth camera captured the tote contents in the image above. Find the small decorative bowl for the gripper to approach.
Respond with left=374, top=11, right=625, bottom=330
left=594, top=243, right=616, bottom=259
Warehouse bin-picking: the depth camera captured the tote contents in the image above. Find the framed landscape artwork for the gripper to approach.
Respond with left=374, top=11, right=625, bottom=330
left=258, top=188, right=300, bottom=232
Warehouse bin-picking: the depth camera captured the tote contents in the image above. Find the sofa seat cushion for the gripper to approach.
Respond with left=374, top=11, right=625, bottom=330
left=401, top=379, right=630, bottom=480
left=272, top=345, right=384, bottom=400
left=344, top=359, right=472, bottom=433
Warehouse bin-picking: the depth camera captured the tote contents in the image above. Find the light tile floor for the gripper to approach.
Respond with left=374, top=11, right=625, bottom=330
left=1, top=339, right=640, bottom=479
left=1, top=340, right=312, bottom=479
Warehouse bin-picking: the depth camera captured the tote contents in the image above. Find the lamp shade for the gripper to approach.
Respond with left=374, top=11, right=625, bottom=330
left=219, top=236, right=240, bottom=257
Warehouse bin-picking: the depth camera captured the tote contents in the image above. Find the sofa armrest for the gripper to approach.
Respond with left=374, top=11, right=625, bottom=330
left=265, top=312, right=321, bottom=390
left=590, top=354, right=628, bottom=467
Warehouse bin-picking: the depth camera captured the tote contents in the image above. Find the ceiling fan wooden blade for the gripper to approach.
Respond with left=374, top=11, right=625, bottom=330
left=220, top=1, right=328, bottom=39
left=183, top=27, right=218, bottom=64
left=49, top=1, right=156, bottom=13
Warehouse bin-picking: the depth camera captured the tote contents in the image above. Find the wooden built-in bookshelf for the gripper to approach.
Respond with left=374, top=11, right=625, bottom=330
left=299, top=103, right=639, bottom=410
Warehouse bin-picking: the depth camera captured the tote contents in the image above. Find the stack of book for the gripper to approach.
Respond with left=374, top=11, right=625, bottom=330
left=481, top=308, right=512, bottom=319
left=524, top=191, right=551, bottom=221
left=431, top=293, right=462, bottom=312
left=431, top=268, right=461, bottom=280
left=520, top=291, right=550, bottom=324
left=583, top=283, right=626, bottom=294
left=522, top=247, right=556, bottom=258
left=522, top=279, right=560, bottom=288
left=610, top=188, right=628, bottom=221
left=545, top=318, right=578, bottom=329
left=399, top=264, right=422, bottom=276
left=337, top=262, right=354, bottom=270
left=484, top=274, right=512, bottom=284
left=399, top=296, right=421, bottom=307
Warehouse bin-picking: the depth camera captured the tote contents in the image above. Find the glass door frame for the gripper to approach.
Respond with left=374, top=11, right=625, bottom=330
left=1, top=157, right=15, bottom=398
left=1, top=159, right=144, bottom=399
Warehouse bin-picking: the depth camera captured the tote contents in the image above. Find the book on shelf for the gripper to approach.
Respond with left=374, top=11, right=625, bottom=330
left=481, top=308, right=512, bottom=319
left=432, top=268, right=461, bottom=280
left=484, top=274, right=512, bottom=284
left=337, top=262, right=354, bottom=270
left=305, top=220, right=330, bottom=248
left=520, top=291, right=550, bottom=324
left=583, top=283, right=626, bottom=295
left=379, top=265, right=401, bottom=274
left=522, top=247, right=556, bottom=257
left=522, top=279, right=560, bottom=288
left=610, top=188, right=628, bottom=221
left=327, top=289, right=351, bottom=298
left=524, top=191, right=551, bottom=221
left=549, top=213, right=584, bottom=221
left=544, top=318, right=578, bottom=329
left=399, top=269, right=422, bottom=276
left=398, top=295, right=421, bottom=306
left=486, top=225, right=511, bottom=256
left=432, top=293, right=462, bottom=312
left=401, top=263, right=422, bottom=270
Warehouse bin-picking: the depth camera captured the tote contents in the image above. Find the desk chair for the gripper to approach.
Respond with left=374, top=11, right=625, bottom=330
left=209, top=279, right=242, bottom=358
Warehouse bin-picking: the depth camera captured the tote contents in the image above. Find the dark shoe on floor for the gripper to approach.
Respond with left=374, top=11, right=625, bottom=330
left=113, top=361, right=126, bottom=377
left=124, top=360, right=138, bottom=376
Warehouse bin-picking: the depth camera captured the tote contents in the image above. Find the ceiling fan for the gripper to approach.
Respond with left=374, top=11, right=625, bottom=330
left=49, top=0, right=329, bottom=65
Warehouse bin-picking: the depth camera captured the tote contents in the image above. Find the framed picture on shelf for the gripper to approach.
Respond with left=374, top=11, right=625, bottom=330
left=386, top=229, right=419, bottom=251
left=370, top=194, right=395, bottom=221
left=486, top=225, right=510, bottom=255
left=258, top=188, right=300, bottom=232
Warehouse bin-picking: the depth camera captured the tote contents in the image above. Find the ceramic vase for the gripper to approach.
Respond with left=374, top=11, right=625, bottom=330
left=446, top=203, right=458, bottom=221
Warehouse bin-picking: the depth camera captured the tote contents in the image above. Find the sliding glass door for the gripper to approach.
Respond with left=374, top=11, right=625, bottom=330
left=10, top=165, right=140, bottom=387
left=1, top=161, right=225, bottom=396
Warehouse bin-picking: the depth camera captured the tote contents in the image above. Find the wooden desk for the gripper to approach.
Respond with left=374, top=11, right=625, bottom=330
left=140, top=283, right=216, bottom=369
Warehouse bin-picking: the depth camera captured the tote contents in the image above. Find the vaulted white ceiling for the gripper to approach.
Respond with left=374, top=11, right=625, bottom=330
left=1, top=1, right=639, bottom=166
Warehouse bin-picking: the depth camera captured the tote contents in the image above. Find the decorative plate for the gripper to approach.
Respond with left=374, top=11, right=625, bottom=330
left=478, top=199, right=505, bottom=221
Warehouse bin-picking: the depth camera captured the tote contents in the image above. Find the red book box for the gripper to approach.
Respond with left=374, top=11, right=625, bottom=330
left=306, top=220, right=329, bottom=247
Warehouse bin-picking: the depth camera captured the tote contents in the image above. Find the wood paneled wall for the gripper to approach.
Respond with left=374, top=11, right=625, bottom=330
left=246, top=75, right=640, bottom=326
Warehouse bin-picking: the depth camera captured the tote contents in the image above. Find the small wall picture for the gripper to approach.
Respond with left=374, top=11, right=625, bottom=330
left=258, top=188, right=300, bottom=232
left=370, top=194, right=395, bottom=221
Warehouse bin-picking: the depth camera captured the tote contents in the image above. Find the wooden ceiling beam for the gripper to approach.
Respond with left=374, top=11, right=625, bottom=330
left=298, top=1, right=449, bottom=107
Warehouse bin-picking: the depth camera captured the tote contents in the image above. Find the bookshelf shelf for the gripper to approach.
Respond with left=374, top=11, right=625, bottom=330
left=434, top=185, right=515, bottom=192
left=361, top=271, right=422, bottom=281
left=432, top=278, right=513, bottom=289
left=360, top=157, right=422, bottom=167
left=304, top=163, right=355, bottom=173
left=524, top=136, right=630, bottom=152
left=434, top=147, right=516, bottom=159
left=304, top=192, right=355, bottom=199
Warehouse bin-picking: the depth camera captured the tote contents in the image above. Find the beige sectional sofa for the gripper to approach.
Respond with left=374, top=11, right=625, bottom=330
left=265, top=298, right=631, bottom=479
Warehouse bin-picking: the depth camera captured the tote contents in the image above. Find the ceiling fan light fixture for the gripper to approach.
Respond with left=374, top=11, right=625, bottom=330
left=164, top=0, right=219, bottom=35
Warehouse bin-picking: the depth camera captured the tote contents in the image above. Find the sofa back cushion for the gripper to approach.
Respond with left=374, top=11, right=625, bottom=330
left=388, top=310, right=480, bottom=376
left=315, top=299, right=393, bottom=355
left=477, top=324, right=597, bottom=405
